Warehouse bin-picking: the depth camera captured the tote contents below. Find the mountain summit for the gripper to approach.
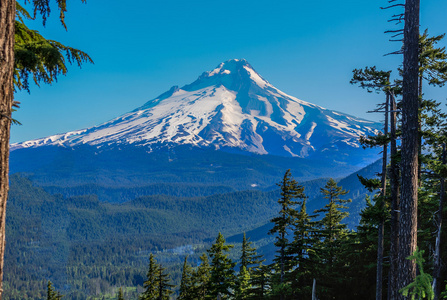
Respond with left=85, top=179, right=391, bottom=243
left=12, top=59, right=380, bottom=159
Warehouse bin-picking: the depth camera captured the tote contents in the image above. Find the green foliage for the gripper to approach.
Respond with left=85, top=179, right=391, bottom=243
left=237, top=234, right=263, bottom=299
left=240, top=233, right=264, bottom=271
left=4, top=159, right=390, bottom=299
left=235, top=266, right=251, bottom=299
left=287, top=199, right=317, bottom=298
left=190, top=253, right=211, bottom=299
left=419, top=30, right=447, bottom=88
left=350, top=66, right=392, bottom=93
left=399, top=248, right=434, bottom=300
left=116, top=288, right=125, bottom=300
left=207, top=233, right=236, bottom=299
left=140, top=254, right=159, bottom=300
left=47, top=281, right=63, bottom=300
left=14, top=2, right=93, bottom=92
left=313, top=178, right=352, bottom=299
left=268, top=169, right=307, bottom=290
left=156, top=264, right=175, bottom=300
left=248, top=264, right=270, bottom=299
left=314, top=178, right=351, bottom=242
left=178, top=257, right=193, bottom=300
left=357, top=175, right=381, bottom=193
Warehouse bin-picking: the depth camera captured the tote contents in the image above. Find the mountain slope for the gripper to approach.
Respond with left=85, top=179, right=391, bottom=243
left=11, top=59, right=381, bottom=160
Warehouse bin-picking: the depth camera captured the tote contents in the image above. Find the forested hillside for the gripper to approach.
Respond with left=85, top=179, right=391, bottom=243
left=4, top=160, right=379, bottom=299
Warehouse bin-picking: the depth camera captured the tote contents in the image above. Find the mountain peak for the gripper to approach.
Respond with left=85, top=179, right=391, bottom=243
left=210, top=59, right=251, bottom=74
left=181, top=59, right=269, bottom=92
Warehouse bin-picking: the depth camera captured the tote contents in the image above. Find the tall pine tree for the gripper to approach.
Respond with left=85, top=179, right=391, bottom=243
left=268, top=169, right=307, bottom=300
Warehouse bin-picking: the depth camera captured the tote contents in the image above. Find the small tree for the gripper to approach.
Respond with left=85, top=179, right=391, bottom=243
left=313, top=178, right=351, bottom=299
left=116, top=287, right=125, bottom=300
left=47, top=281, right=63, bottom=300
left=240, top=233, right=264, bottom=271
left=248, top=264, right=270, bottom=300
left=156, top=264, right=175, bottom=300
left=178, top=256, right=193, bottom=300
left=191, top=253, right=211, bottom=300
left=400, top=248, right=434, bottom=300
left=235, top=266, right=251, bottom=300
left=207, top=232, right=236, bottom=299
left=287, top=198, right=317, bottom=298
left=140, top=254, right=159, bottom=300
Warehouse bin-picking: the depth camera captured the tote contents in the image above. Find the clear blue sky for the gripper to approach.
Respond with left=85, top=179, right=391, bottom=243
left=11, top=0, right=447, bottom=143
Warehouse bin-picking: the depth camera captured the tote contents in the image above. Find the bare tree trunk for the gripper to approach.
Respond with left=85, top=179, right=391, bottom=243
left=0, top=0, right=15, bottom=298
left=397, top=0, right=420, bottom=298
left=377, top=93, right=389, bottom=300
left=388, top=93, right=400, bottom=300
left=432, top=144, right=446, bottom=300
left=312, top=278, right=317, bottom=300
left=417, top=64, right=423, bottom=186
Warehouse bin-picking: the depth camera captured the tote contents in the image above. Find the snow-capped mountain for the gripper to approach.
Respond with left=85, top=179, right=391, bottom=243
left=11, top=59, right=381, bottom=158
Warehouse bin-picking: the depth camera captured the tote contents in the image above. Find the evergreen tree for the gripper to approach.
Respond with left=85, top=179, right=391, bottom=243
left=207, top=232, right=236, bottom=299
left=47, top=281, right=63, bottom=300
left=237, top=233, right=264, bottom=299
left=156, top=264, right=175, bottom=300
left=287, top=198, right=317, bottom=298
left=47, top=281, right=57, bottom=300
left=117, top=287, right=125, bottom=300
left=268, top=169, right=306, bottom=299
left=179, top=256, right=194, bottom=300
left=313, top=178, right=351, bottom=299
left=418, top=30, right=447, bottom=94
left=414, top=30, right=447, bottom=300
left=235, top=266, right=251, bottom=300
left=191, top=253, right=211, bottom=300
left=240, top=233, right=264, bottom=271
left=351, top=66, right=394, bottom=300
left=350, top=195, right=389, bottom=300
left=140, top=254, right=159, bottom=300
left=248, top=264, right=270, bottom=300
left=400, top=248, right=434, bottom=300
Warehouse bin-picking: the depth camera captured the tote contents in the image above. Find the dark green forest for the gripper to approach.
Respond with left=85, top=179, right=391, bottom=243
left=7, top=154, right=447, bottom=300
left=4, top=161, right=378, bottom=300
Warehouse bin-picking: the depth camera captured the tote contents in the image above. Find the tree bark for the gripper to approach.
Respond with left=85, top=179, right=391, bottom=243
left=376, top=93, right=389, bottom=300
left=397, top=0, right=420, bottom=298
left=432, top=144, right=446, bottom=300
left=0, top=2, right=15, bottom=300
left=418, top=63, right=423, bottom=186
left=0, top=0, right=15, bottom=298
left=388, top=93, right=400, bottom=300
